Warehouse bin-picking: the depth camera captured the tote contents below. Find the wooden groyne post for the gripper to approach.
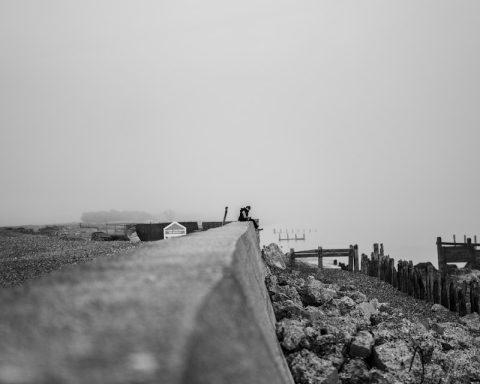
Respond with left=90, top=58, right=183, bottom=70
left=361, top=241, right=480, bottom=317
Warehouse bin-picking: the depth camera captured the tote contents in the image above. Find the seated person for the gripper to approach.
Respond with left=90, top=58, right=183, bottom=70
left=238, top=205, right=260, bottom=230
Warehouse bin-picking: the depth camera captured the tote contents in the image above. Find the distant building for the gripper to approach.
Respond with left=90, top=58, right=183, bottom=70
left=163, top=222, right=187, bottom=239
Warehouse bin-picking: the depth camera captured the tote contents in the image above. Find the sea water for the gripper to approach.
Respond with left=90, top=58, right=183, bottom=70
left=259, top=223, right=440, bottom=269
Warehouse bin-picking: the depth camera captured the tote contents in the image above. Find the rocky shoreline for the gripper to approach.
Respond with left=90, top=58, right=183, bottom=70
left=262, top=243, right=480, bottom=384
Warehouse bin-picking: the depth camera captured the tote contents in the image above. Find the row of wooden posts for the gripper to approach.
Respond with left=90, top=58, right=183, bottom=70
left=360, top=244, right=478, bottom=316
left=289, top=242, right=479, bottom=316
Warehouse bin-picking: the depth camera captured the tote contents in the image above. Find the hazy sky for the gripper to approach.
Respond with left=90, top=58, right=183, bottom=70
left=1, top=1, right=480, bottom=262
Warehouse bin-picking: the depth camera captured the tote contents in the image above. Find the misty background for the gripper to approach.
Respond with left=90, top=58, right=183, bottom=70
left=1, top=1, right=480, bottom=265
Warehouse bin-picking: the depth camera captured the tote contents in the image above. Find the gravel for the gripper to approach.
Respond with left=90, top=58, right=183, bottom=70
left=0, top=228, right=142, bottom=288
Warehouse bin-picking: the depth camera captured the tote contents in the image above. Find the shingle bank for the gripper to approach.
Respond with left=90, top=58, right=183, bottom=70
left=0, top=223, right=294, bottom=384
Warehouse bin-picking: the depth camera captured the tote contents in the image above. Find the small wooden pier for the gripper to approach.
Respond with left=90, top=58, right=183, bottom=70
left=278, top=233, right=306, bottom=242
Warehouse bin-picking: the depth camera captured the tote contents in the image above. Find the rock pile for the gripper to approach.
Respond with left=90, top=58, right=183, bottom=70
left=262, top=244, right=480, bottom=384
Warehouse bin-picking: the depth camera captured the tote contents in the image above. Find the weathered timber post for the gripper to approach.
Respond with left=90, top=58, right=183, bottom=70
left=401, top=261, right=406, bottom=293
left=361, top=254, right=368, bottom=275
left=386, top=257, right=391, bottom=283
left=368, top=252, right=373, bottom=276
left=397, top=261, right=402, bottom=292
left=382, top=256, right=387, bottom=281
left=290, top=248, right=296, bottom=269
left=318, top=247, right=323, bottom=269
left=449, top=282, right=457, bottom=312
left=467, top=237, right=476, bottom=267
left=222, top=206, right=228, bottom=225
left=471, top=281, right=479, bottom=314
left=433, top=279, right=440, bottom=304
left=464, top=280, right=470, bottom=314
left=353, top=245, right=359, bottom=272
left=388, top=258, right=395, bottom=285
left=373, top=244, right=379, bottom=277
left=408, top=261, right=414, bottom=296
left=378, top=255, right=383, bottom=281
left=419, top=269, right=427, bottom=300
left=437, top=237, right=446, bottom=274
left=425, top=264, right=433, bottom=302
left=377, top=255, right=382, bottom=279
left=391, top=259, right=397, bottom=288
left=348, top=245, right=354, bottom=272
left=441, top=276, right=449, bottom=308
left=413, top=269, right=418, bottom=299
left=459, top=282, right=467, bottom=316
left=383, top=256, right=388, bottom=283
left=380, top=243, right=384, bottom=256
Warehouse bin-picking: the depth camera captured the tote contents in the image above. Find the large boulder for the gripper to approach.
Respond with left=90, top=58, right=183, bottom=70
left=372, top=340, right=420, bottom=372
left=342, top=290, right=367, bottom=304
left=336, top=296, right=356, bottom=315
left=262, top=244, right=287, bottom=270
left=273, top=285, right=303, bottom=306
left=287, top=349, right=339, bottom=384
left=339, top=359, right=370, bottom=383
left=299, top=279, right=336, bottom=307
left=272, top=300, right=305, bottom=321
left=431, top=303, right=449, bottom=313
left=460, top=312, right=480, bottom=332
left=312, top=335, right=345, bottom=368
left=301, top=306, right=326, bottom=322
left=349, top=331, right=374, bottom=359
left=276, top=319, right=318, bottom=352
left=356, top=301, right=379, bottom=322
left=437, top=322, right=474, bottom=349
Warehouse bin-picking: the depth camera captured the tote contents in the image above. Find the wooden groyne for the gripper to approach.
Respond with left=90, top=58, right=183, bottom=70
left=361, top=243, right=480, bottom=316
left=289, top=245, right=359, bottom=271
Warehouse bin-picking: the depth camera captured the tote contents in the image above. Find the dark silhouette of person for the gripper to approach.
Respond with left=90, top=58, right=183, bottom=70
left=238, top=205, right=260, bottom=229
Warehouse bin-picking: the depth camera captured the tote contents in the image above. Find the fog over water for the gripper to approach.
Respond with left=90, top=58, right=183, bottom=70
left=1, top=1, right=480, bottom=267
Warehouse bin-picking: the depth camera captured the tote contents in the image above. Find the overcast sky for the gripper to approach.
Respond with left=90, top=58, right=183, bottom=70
left=1, top=1, right=479, bottom=261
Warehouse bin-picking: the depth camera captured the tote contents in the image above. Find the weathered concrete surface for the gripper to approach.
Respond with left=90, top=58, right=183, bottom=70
left=0, top=223, right=293, bottom=384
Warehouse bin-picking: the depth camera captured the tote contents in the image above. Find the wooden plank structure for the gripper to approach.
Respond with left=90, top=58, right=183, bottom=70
left=361, top=241, right=480, bottom=317
left=437, top=236, right=480, bottom=272
left=279, top=233, right=306, bottom=242
left=290, top=245, right=359, bottom=272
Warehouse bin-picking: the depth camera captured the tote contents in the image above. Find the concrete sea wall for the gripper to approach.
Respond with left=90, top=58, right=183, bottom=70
left=0, top=223, right=293, bottom=384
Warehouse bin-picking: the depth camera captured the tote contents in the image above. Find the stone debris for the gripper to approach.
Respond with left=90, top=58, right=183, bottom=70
left=460, top=312, right=480, bottom=332
left=262, top=243, right=288, bottom=270
left=263, top=244, right=480, bottom=384
left=338, top=359, right=369, bottom=383
left=277, top=319, right=314, bottom=351
left=288, top=349, right=339, bottom=384
left=356, top=301, right=378, bottom=322
left=372, top=340, right=419, bottom=371
left=431, top=303, right=449, bottom=312
left=349, top=331, right=374, bottom=359
left=299, top=279, right=336, bottom=307
left=336, top=296, right=356, bottom=315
